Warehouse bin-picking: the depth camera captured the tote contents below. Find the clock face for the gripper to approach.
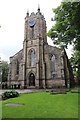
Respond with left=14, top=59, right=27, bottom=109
left=29, top=19, right=35, bottom=27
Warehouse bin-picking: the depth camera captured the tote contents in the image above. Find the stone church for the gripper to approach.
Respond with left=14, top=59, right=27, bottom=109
left=8, top=7, right=74, bottom=89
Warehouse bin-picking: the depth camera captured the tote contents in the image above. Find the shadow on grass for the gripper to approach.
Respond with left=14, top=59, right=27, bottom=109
left=1, top=118, right=79, bottom=120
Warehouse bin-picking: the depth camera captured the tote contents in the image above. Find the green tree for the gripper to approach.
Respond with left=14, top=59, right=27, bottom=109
left=2, top=61, right=9, bottom=82
left=48, top=1, right=80, bottom=49
left=48, top=1, right=80, bottom=79
left=70, top=51, right=80, bottom=77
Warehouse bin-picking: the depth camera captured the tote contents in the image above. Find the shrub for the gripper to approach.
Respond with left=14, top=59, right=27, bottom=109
left=2, top=90, right=19, bottom=99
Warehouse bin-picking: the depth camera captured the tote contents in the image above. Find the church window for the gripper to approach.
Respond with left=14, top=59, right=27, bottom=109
left=9, top=63, right=12, bottom=80
left=32, top=27, right=34, bottom=38
left=17, top=61, right=19, bottom=74
left=31, top=49, right=34, bottom=67
left=60, top=56, right=63, bottom=66
left=51, top=55, right=55, bottom=79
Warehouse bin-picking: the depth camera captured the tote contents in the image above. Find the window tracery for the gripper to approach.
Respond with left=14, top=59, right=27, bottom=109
left=51, top=55, right=55, bottom=79
left=28, top=49, right=35, bottom=67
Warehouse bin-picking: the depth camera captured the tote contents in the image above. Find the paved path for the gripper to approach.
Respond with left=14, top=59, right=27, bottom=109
left=0, top=89, right=46, bottom=95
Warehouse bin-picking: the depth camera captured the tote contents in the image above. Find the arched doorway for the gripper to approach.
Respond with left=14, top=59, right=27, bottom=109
left=29, top=73, right=35, bottom=86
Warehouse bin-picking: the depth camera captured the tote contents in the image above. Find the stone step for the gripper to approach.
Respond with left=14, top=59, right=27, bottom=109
left=27, top=86, right=35, bottom=89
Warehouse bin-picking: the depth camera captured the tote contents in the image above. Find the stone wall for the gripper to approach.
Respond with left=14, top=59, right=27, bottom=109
left=46, top=80, right=65, bottom=88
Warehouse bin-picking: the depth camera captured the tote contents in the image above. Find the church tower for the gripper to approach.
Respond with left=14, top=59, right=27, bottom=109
left=23, top=7, right=47, bottom=88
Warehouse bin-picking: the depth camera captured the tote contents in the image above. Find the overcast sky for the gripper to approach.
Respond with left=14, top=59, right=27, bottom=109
left=0, top=0, right=73, bottom=62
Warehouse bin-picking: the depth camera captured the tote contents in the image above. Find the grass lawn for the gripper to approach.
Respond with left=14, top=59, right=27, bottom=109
left=2, top=91, right=78, bottom=119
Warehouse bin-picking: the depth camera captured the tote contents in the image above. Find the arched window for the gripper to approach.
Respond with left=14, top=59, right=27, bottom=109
left=51, top=55, right=55, bottom=78
left=60, top=56, right=64, bottom=80
left=32, top=27, right=34, bottom=38
left=31, top=49, right=34, bottom=67
left=17, top=61, right=19, bottom=74
left=28, top=49, right=35, bottom=67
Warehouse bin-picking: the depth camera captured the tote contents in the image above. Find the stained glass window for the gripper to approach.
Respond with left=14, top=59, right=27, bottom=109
left=51, top=55, right=55, bottom=78
left=17, top=61, right=19, bottom=74
left=31, top=49, right=34, bottom=67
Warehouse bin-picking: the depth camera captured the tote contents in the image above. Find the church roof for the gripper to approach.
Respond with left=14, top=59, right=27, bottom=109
left=10, top=49, right=23, bottom=59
